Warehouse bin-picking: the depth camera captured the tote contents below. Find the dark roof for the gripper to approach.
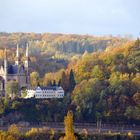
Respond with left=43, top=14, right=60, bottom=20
left=7, top=65, right=18, bottom=74
left=7, top=64, right=26, bottom=75
left=27, top=86, right=63, bottom=91
left=35, top=86, right=63, bottom=90
left=38, top=86, right=57, bottom=90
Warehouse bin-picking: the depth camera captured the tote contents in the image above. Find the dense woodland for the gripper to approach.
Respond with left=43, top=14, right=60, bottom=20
left=0, top=32, right=129, bottom=76
left=0, top=33, right=140, bottom=125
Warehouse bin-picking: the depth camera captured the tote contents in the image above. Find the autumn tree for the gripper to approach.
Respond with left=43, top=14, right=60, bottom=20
left=62, top=111, right=76, bottom=140
left=8, top=124, right=20, bottom=135
left=91, top=65, right=104, bottom=79
left=132, top=73, right=140, bottom=90
left=6, top=135, right=16, bottom=140
left=43, top=73, right=53, bottom=86
left=30, top=71, right=39, bottom=87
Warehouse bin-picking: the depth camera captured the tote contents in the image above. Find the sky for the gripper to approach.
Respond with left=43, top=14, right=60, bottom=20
left=0, top=0, right=139, bottom=38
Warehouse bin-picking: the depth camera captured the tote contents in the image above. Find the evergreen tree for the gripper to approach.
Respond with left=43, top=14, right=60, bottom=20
left=69, top=69, right=76, bottom=91
left=58, top=79, right=61, bottom=86
left=52, top=80, right=56, bottom=86
left=60, top=71, right=69, bottom=91
left=48, top=80, right=53, bottom=86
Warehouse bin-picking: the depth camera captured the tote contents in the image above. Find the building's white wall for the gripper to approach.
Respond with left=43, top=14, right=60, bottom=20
left=26, top=86, right=64, bottom=99
left=25, top=90, right=35, bottom=98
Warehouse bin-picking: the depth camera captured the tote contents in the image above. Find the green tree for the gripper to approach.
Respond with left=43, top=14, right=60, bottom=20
left=0, top=99, right=4, bottom=115
left=21, top=87, right=27, bottom=98
left=91, top=65, right=104, bottom=79
left=6, top=81, right=19, bottom=98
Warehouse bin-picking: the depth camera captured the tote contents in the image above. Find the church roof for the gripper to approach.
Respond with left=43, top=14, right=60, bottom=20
left=7, top=64, right=26, bottom=74
left=7, top=65, right=18, bottom=74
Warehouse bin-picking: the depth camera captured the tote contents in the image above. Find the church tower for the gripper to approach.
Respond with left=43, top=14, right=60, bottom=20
left=0, top=43, right=31, bottom=97
left=15, top=44, right=20, bottom=65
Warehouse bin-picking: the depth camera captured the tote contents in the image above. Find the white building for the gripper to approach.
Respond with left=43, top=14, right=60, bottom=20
left=25, top=89, right=35, bottom=98
left=25, top=86, right=64, bottom=99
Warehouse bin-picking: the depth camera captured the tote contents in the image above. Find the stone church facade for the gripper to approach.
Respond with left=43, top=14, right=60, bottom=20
left=0, top=43, right=29, bottom=96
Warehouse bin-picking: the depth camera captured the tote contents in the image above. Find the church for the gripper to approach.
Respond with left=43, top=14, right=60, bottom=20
left=0, top=43, right=29, bottom=96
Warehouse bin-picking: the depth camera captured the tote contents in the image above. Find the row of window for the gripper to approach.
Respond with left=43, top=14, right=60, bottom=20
left=58, top=91, right=64, bottom=93
left=36, top=90, right=64, bottom=92
left=35, top=94, right=64, bottom=97
left=36, top=91, right=64, bottom=94
left=36, top=91, right=55, bottom=94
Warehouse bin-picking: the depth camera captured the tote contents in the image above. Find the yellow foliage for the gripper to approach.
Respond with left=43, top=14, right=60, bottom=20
left=63, top=111, right=76, bottom=140
left=30, top=71, right=39, bottom=87
left=132, top=73, right=140, bottom=89
left=8, top=124, right=20, bottom=135
left=6, top=135, right=16, bottom=140
left=26, top=128, right=39, bottom=136
left=119, top=73, right=129, bottom=81
left=127, top=131, right=133, bottom=138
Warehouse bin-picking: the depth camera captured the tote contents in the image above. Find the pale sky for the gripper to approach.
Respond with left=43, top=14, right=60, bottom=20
left=0, top=0, right=139, bottom=38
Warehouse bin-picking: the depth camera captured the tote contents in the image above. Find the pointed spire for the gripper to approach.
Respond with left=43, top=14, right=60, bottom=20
left=26, top=43, right=29, bottom=58
left=25, top=42, right=29, bottom=69
left=4, top=48, right=7, bottom=69
left=25, top=42, right=29, bottom=87
left=15, top=43, right=19, bottom=65
left=16, top=43, right=19, bottom=58
left=4, top=47, right=7, bottom=86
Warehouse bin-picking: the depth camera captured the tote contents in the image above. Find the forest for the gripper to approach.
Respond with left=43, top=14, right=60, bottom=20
left=0, top=33, right=139, bottom=125
left=0, top=32, right=129, bottom=76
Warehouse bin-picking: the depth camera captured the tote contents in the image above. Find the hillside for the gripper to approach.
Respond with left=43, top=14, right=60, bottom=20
left=35, top=39, right=140, bottom=123
left=0, top=33, right=130, bottom=56
left=0, top=32, right=130, bottom=76
left=0, top=38, right=140, bottom=124
left=70, top=39, right=140, bottom=122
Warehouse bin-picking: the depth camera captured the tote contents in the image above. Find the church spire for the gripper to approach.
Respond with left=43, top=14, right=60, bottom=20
left=26, top=42, right=29, bottom=58
left=4, top=48, right=7, bottom=73
left=25, top=43, right=29, bottom=87
left=24, top=42, right=29, bottom=70
left=4, top=48, right=7, bottom=93
left=15, top=43, right=19, bottom=65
